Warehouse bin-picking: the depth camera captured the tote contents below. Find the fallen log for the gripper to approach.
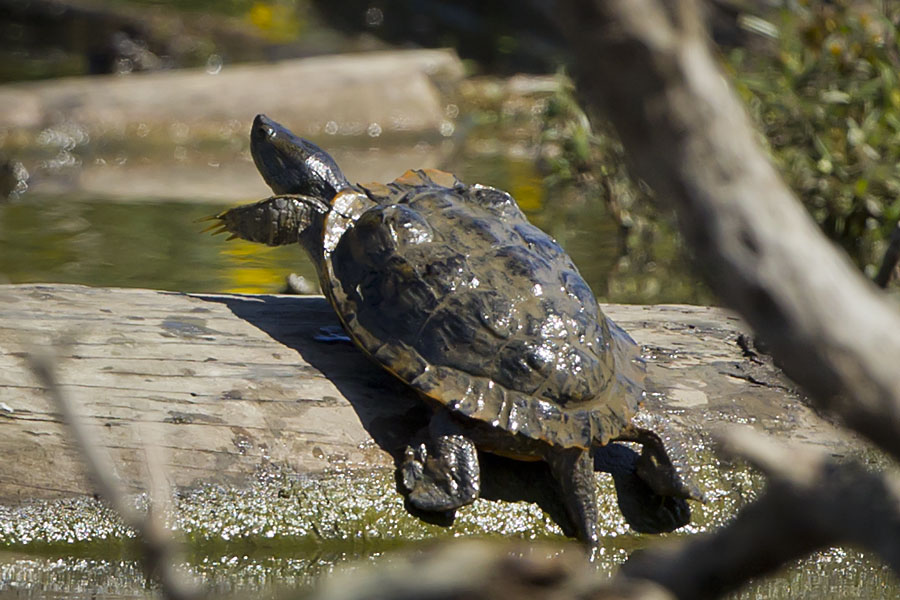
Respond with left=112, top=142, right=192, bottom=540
left=0, top=283, right=863, bottom=510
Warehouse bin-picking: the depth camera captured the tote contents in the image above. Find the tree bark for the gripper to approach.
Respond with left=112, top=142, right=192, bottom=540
left=875, top=221, right=900, bottom=288
left=555, top=0, right=900, bottom=461
left=621, top=428, right=900, bottom=599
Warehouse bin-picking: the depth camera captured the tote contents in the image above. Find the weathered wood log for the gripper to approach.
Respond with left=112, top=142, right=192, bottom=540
left=0, top=283, right=863, bottom=508
left=1, top=284, right=400, bottom=501
left=0, top=49, right=462, bottom=134
left=0, top=49, right=463, bottom=202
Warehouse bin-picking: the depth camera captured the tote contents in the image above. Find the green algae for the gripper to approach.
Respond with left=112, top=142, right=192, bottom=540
left=0, top=419, right=773, bottom=555
left=2, top=448, right=898, bottom=598
left=2, top=540, right=897, bottom=599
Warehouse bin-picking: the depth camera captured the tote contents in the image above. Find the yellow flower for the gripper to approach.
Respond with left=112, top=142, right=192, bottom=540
left=249, top=3, right=273, bottom=30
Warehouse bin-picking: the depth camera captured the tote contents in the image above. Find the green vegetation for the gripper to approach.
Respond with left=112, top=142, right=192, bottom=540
left=538, top=79, right=714, bottom=304
left=730, top=0, right=900, bottom=275
left=548, top=0, right=900, bottom=280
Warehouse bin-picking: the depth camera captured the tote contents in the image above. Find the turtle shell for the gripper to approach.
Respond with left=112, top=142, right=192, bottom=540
left=319, top=169, right=644, bottom=449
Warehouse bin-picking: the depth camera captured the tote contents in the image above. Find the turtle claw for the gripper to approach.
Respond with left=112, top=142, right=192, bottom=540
left=201, top=221, right=229, bottom=236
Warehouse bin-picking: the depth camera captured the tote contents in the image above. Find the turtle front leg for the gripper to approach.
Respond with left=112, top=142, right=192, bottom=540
left=401, top=433, right=481, bottom=512
left=546, top=447, right=600, bottom=549
left=207, top=195, right=327, bottom=247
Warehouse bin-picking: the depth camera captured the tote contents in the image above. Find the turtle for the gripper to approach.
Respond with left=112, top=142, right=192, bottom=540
left=211, top=114, right=703, bottom=548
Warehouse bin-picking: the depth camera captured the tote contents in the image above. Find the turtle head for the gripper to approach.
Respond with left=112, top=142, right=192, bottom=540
left=207, top=116, right=347, bottom=259
left=251, top=114, right=351, bottom=200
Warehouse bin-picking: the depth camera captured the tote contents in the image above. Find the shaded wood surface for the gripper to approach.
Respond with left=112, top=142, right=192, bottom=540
left=0, top=284, right=861, bottom=503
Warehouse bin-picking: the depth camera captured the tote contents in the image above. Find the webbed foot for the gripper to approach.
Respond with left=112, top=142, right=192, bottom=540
left=400, top=434, right=480, bottom=512
left=594, top=442, right=691, bottom=534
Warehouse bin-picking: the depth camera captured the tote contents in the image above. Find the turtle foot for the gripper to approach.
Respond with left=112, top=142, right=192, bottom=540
left=612, top=468, right=692, bottom=534
left=400, top=434, right=480, bottom=513
left=546, top=448, right=600, bottom=550
left=614, top=425, right=705, bottom=502
left=594, top=441, right=693, bottom=534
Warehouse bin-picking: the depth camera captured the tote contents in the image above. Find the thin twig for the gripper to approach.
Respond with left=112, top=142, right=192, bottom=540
left=874, top=221, right=900, bottom=288
left=28, top=350, right=202, bottom=600
left=620, top=427, right=900, bottom=600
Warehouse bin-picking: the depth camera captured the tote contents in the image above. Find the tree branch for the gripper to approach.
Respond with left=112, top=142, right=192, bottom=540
left=620, top=428, right=900, bottom=599
left=555, top=0, right=900, bottom=461
left=28, top=350, right=202, bottom=600
left=875, top=221, right=900, bottom=289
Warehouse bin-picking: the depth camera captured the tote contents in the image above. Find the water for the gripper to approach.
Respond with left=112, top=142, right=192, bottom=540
left=0, top=156, right=705, bottom=304
left=1, top=545, right=896, bottom=599
left=0, top=198, right=308, bottom=294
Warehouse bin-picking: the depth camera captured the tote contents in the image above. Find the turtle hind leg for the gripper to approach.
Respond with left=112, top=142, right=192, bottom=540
left=613, top=471, right=691, bottom=534
left=400, top=433, right=480, bottom=513
left=546, top=447, right=600, bottom=549
left=614, top=426, right=705, bottom=502
left=593, top=442, right=691, bottom=534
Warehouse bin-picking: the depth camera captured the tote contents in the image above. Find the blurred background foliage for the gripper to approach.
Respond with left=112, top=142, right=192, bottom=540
left=730, top=0, right=900, bottom=276
left=536, top=0, right=900, bottom=278
left=1, top=0, right=898, bottom=296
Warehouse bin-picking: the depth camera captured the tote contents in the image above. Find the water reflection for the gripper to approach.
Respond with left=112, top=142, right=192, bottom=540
left=0, top=198, right=313, bottom=294
left=0, top=175, right=708, bottom=305
left=1, top=545, right=896, bottom=600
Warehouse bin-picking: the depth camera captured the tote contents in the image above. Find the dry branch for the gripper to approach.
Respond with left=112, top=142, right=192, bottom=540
left=555, top=0, right=900, bottom=461
left=875, top=221, right=900, bottom=288
left=309, top=539, right=675, bottom=600
left=547, top=1, right=900, bottom=598
left=620, top=428, right=900, bottom=599
left=28, top=350, right=202, bottom=600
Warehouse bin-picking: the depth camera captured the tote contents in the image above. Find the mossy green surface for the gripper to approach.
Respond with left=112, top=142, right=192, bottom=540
left=1, top=439, right=745, bottom=550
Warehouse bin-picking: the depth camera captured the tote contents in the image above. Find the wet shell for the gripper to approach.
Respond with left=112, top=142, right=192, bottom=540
left=320, top=169, right=644, bottom=449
